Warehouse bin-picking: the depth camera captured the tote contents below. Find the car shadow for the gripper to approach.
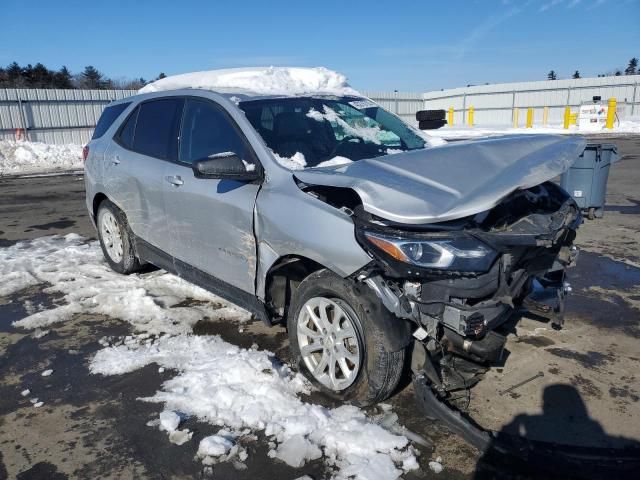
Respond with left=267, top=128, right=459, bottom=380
left=604, top=197, right=640, bottom=215
left=473, top=384, right=640, bottom=479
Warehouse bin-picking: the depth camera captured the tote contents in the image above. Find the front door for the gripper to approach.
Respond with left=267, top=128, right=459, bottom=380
left=163, top=98, right=261, bottom=294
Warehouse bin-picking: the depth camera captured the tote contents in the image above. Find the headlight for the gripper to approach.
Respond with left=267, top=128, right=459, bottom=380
left=362, top=231, right=497, bottom=272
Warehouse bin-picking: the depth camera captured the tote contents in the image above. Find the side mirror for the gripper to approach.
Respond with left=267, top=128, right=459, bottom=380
left=193, top=152, right=260, bottom=181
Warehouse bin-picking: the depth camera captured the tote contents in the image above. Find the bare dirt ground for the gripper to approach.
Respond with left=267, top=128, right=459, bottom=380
left=0, top=136, right=638, bottom=479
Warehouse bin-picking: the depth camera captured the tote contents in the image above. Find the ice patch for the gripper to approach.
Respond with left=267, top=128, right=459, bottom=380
left=159, top=410, right=181, bottom=432
left=168, top=429, right=193, bottom=445
left=41, top=369, right=53, bottom=377
left=198, top=435, right=235, bottom=457
left=140, top=67, right=360, bottom=97
left=429, top=456, right=443, bottom=474
left=274, top=434, right=322, bottom=468
left=20, top=389, right=30, bottom=397
left=0, top=140, right=82, bottom=176
left=33, top=401, right=44, bottom=408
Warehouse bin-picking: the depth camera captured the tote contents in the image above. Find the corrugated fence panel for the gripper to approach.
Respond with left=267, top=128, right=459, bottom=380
left=422, top=75, right=640, bottom=126
left=0, top=77, right=638, bottom=144
left=0, top=88, right=137, bottom=144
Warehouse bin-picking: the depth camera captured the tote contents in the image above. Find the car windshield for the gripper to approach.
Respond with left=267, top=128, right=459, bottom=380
left=239, top=96, right=426, bottom=169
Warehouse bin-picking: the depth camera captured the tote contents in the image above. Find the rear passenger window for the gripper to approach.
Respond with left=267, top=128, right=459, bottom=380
left=133, top=99, right=184, bottom=160
left=179, top=99, right=255, bottom=167
left=118, top=107, right=138, bottom=148
left=93, top=102, right=131, bottom=139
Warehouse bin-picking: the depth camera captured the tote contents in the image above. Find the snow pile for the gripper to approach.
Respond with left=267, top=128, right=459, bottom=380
left=0, top=140, right=82, bottom=176
left=0, top=234, right=250, bottom=333
left=315, top=156, right=352, bottom=168
left=4, top=235, right=419, bottom=478
left=427, top=120, right=640, bottom=140
left=272, top=151, right=307, bottom=170
left=91, top=334, right=417, bottom=478
left=271, top=150, right=353, bottom=170
left=140, top=67, right=360, bottom=97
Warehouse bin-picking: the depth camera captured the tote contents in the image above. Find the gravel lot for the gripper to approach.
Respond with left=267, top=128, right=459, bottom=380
left=0, top=135, right=638, bottom=479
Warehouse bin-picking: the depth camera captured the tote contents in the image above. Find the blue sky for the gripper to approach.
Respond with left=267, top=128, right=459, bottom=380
left=3, top=0, right=638, bottom=91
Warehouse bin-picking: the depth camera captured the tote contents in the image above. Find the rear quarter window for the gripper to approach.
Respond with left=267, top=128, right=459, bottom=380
left=92, top=102, right=131, bottom=139
left=132, top=99, right=184, bottom=160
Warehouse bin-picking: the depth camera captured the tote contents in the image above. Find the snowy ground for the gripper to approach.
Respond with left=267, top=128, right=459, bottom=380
left=1, top=235, right=420, bottom=479
left=0, top=140, right=83, bottom=176
left=427, top=120, right=640, bottom=140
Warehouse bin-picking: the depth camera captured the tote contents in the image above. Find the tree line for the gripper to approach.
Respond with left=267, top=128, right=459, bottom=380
left=547, top=57, right=638, bottom=81
left=0, top=62, right=166, bottom=90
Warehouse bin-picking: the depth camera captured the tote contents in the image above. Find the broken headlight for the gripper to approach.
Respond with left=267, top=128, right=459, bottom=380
left=362, top=231, right=497, bottom=272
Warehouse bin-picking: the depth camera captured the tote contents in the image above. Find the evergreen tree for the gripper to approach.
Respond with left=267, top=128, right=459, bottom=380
left=6, top=62, right=23, bottom=87
left=614, top=70, right=622, bottom=76
left=53, top=66, right=74, bottom=89
left=80, top=65, right=106, bottom=89
left=625, top=57, right=638, bottom=75
left=547, top=70, right=557, bottom=80
left=31, top=63, right=53, bottom=88
left=572, top=70, right=580, bottom=79
left=157, top=72, right=167, bottom=80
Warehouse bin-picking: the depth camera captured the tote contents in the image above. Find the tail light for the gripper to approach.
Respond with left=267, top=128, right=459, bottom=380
left=82, top=145, right=89, bottom=162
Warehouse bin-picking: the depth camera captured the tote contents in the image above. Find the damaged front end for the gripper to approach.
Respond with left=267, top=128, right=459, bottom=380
left=352, top=180, right=581, bottom=398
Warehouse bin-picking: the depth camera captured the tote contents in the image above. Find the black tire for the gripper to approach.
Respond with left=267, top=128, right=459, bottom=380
left=418, top=119, right=447, bottom=130
left=96, top=199, right=142, bottom=274
left=287, top=269, right=407, bottom=406
left=416, top=109, right=446, bottom=122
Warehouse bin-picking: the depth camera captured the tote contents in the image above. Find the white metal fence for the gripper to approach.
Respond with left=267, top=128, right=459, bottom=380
left=1, top=75, right=638, bottom=145
left=423, top=75, right=640, bottom=126
left=0, top=88, right=137, bottom=145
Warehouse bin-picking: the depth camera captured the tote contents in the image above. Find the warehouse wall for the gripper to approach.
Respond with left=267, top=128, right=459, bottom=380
left=423, top=75, right=640, bottom=126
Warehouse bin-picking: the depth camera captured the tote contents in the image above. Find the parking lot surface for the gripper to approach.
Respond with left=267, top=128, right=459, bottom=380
left=0, top=136, right=638, bottom=479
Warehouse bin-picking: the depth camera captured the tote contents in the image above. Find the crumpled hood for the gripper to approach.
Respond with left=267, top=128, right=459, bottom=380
left=294, top=135, right=586, bottom=224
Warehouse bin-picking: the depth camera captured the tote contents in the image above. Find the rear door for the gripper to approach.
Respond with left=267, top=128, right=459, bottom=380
left=163, top=97, right=261, bottom=294
left=106, top=97, right=184, bottom=252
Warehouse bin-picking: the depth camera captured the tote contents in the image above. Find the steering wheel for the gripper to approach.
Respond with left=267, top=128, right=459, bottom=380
left=329, top=135, right=364, bottom=158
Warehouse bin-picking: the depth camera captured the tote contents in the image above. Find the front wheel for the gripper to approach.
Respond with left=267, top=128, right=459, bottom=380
left=287, top=269, right=407, bottom=406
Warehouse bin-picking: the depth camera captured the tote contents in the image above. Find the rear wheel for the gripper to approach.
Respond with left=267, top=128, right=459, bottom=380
left=287, top=269, right=407, bottom=406
left=96, top=199, right=142, bottom=274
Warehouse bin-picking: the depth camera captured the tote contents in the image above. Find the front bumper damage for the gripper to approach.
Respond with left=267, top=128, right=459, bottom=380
left=354, top=183, right=640, bottom=474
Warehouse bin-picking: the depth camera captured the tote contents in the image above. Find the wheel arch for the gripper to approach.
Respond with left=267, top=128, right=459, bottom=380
left=92, top=192, right=109, bottom=221
left=263, top=254, right=328, bottom=323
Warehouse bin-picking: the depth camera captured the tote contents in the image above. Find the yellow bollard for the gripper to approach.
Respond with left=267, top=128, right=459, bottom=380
left=526, top=108, right=533, bottom=128
left=563, top=106, right=571, bottom=129
left=468, top=106, right=474, bottom=127
left=543, top=107, right=549, bottom=126
left=448, top=107, right=454, bottom=126
left=606, top=97, right=616, bottom=129
left=513, top=108, right=519, bottom=128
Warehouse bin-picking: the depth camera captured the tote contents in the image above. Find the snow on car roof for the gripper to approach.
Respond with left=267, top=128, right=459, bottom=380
left=139, top=67, right=361, bottom=97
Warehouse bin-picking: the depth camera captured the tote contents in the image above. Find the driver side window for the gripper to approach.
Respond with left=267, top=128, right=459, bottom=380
left=179, top=99, right=255, bottom=168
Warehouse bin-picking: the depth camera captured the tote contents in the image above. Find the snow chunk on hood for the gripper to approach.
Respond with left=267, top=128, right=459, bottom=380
left=139, top=67, right=360, bottom=97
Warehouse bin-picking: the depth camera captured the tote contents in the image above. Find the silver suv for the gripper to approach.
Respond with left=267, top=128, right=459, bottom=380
left=85, top=80, right=584, bottom=411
